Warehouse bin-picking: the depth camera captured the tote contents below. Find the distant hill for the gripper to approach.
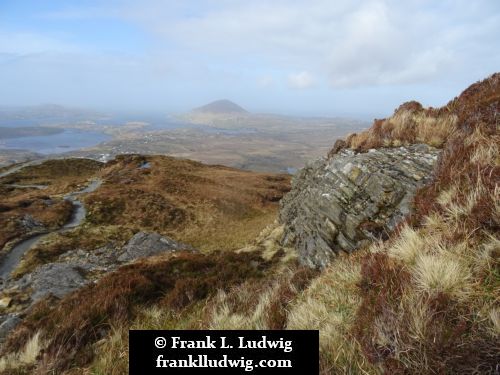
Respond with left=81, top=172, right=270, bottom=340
left=0, top=104, right=103, bottom=126
left=192, top=99, right=248, bottom=114
left=0, top=126, right=64, bottom=139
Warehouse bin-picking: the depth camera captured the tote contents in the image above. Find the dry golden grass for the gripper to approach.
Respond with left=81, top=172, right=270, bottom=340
left=344, top=109, right=457, bottom=152
left=89, top=327, right=128, bottom=375
left=2, top=251, right=272, bottom=374
left=205, top=267, right=306, bottom=330
left=84, top=154, right=290, bottom=252
left=0, top=331, right=41, bottom=374
left=3, top=75, right=498, bottom=375
left=287, top=252, right=377, bottom=374
left=412, top=254, right=471, bottom=300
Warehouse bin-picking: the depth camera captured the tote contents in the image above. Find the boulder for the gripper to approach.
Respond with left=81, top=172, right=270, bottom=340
left=118, top=232, right=196, bottom=262
left=17, top=263, right=88, bottom=301
left=280, top=144, right=439, bottom=268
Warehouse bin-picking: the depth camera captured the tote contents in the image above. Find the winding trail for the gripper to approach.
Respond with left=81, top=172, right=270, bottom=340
left=0, top=160, right=44, bottom=179
left=0, top=178, right=102, bottom=280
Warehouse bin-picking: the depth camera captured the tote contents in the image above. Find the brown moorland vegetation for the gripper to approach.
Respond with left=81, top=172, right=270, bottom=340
left=197, top=74, right=499, bottom=374
left=1, top=251, right=286, bottom=373
left=0, top=187, right=73, bottom=250
left=1, top=159, right=103, bottom=190
left=2, top=154, right=290, bottom=277
left=84, top=154, right=290, bottom=251
left=0, top=74, right=497, bottom=375
left=0, top=159, right=103, bottom=250
left=347, top=73, right=500, bottom=373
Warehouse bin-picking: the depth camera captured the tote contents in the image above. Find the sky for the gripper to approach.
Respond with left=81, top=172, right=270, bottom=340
left=0, top=0, right=499, bottom=119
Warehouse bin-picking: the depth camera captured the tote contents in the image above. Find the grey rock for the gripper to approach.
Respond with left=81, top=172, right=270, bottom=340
left=57, top=245, right=122, bottom=274
left=19, top=214, right=44, bottom=231
left=18, top=263, right=88, bottom=301
left=0, top=315, right=21, bottom=343
left=280, top=144, right=439, bottom=268
left=117, top=232, right=196, bottom=262
left=0, top=233, right=197, bottom=348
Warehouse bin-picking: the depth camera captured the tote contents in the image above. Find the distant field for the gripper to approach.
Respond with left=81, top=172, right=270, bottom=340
left=67, top=119, right=368, bottom=173
left=0, top=112, right=368, bottom=172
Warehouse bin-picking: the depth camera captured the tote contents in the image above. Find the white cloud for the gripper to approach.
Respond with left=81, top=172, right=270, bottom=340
left=1, top=0, right=499, bottom=112
left=288, top=71, right=315, bottom=89
left=120, top=0, right=500, bottom=88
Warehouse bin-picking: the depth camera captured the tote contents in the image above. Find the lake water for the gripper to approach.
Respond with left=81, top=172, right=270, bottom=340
left=0, top=128, right=111, bottom=154
left=0, top=112, right=258, bottom=156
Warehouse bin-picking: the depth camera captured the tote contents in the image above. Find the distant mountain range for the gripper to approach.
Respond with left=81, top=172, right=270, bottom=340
left=192, top=99, right=248, bottom=114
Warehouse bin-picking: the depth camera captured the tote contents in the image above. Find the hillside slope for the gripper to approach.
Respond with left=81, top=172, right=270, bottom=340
left=283, top=73, right=499, bottom=373
left=0, top=74, right=498, bottom=375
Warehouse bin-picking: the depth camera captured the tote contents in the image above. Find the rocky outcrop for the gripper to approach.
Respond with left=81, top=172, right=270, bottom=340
left=0, top=232, right=197, bottom=344
left=19, top=214, right=44, bottom=231
left=280, top=144, right=440, bottom=268
left=17, top=263, right=88, bottom=301
left=118, top=231, right=196, bottom=262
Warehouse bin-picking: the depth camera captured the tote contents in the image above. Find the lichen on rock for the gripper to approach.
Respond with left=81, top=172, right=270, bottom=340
left=280, top=144, right=440, bottom=268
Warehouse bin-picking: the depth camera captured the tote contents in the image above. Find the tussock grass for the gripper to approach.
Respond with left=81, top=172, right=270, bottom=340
left=287, top=253, right=377, bottom=374
left=90, top=304, right=207, bottom=374
left=3, top=74, right=498, bottom=375
left=2, top=251, right=272, bottom=373
left=345, top=109, right=457, bottom=152
left=0, top=331, right=42, bottom=374
left=205, top=266, right=317, bottom=330
left=385, top=225, right=426, bottom=264
left=350, top=73, right=500, bottom=374
left=488, top=307, right=500, bottom=335
left=358, top=183, right=499, bottom=372
left=90, top=327, right=128, bottom=375
left=412, top=254, right=471, bottom=299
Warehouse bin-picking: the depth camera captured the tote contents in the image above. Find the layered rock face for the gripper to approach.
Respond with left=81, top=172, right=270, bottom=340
left=280, top=144, right=440, bottom=268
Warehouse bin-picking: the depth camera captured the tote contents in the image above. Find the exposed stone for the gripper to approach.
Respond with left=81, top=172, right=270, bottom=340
left=280, top=144, right=439, bottom=268
left=18, top=214, right=44, bottom=231
left=0, top=231, right=198, bottom=348
left=118, top=231, right=196, bottom=262
left=0, top=315, right=21, bottom=343
left=17, top=263, right=88, bottom=301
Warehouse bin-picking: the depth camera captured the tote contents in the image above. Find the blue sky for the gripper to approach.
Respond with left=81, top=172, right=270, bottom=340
left=0, top=0, right=499, bottom=118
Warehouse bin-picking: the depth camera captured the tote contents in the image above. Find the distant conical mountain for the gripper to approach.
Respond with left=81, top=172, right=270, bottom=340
left=193, top=99, right=248, bottom=114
